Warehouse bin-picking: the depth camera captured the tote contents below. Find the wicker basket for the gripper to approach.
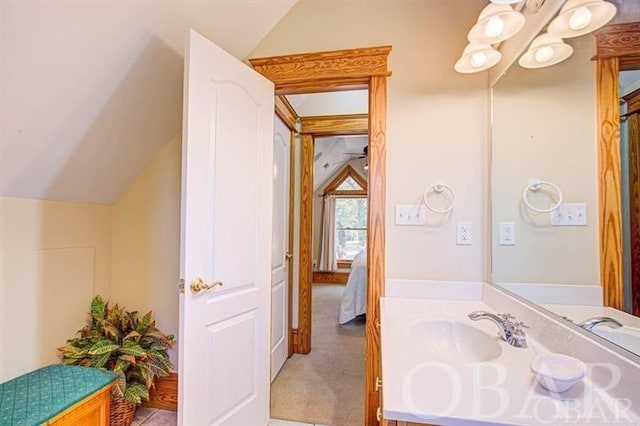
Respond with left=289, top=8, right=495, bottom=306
left=110, top=397, right=137, bottom=426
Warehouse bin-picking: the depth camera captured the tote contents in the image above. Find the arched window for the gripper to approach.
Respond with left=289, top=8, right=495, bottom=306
left=323, top=165, right=367, bottom=261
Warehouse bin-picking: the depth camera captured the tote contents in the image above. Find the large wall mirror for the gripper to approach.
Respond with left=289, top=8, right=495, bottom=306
left=490, top=2, right=640, bottom=357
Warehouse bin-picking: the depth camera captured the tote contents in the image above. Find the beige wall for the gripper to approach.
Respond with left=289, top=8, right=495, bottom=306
left=251, top=0, right=489, bottom=282
left=0, top=197, right=112, bottom=380
left=111, top=135, right=182, bottom=365
left=491, top=36, right=599, bottom=285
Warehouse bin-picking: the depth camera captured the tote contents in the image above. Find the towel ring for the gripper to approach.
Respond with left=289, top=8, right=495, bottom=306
left=423, top=181, right=456, bottom=213
left=522, top=178, right=563, bottom=213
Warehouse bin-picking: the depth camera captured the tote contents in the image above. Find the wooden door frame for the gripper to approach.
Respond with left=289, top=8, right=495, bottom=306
left=622, top=88, right=640, bottom=315
left=594, top=22, right=640, bottom=309
left=250, top=45, right=391, bottom=426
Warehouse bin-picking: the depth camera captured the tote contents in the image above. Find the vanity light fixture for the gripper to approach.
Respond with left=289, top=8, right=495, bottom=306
left=547, top=0, right=617, bottom=38
left=455, top=44, right=502, bottom=73
left=468, top=3, right=525, bottom=45
left=518, top=33, right=574, bottom=69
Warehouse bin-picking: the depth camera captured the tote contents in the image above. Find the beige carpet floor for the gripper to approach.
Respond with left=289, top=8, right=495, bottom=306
left=270, top=284, right=365, bottom=426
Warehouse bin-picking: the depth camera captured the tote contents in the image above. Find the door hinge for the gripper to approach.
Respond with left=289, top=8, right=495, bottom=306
left=179, top=278, right=185, bottom=294
left=375, top=376, right=382, bottom=392
left=376, top=406, right=382, bottom=422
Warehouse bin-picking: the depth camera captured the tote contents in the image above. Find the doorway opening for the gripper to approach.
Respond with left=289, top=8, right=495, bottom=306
left=250, top=45, right=391, bottom=426
left=270, top=89, right=370, bottom=424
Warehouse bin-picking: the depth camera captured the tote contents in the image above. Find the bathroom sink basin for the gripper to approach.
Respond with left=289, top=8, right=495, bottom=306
left=410, top=320, right=502, bottom=362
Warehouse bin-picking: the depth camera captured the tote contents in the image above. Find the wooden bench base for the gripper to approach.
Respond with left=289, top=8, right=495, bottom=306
left=46, top=383, right=112, bottom=426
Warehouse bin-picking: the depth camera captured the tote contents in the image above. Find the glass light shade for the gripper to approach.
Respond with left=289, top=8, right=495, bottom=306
left=518, top=33, right=574, bottom=69
left=468, top=4, right=525, bottom=44
left=534, top=46, right=554, bottom=63
left=548, top=0, right=617, bottom=38
left=470, top=52, right=488, bottom=68
left=485, top=16, right=505, bottom=38
left=489, top=0, right=522, bottom=3
left=455, top=44, right=502, bottom=74
left=569, top=6, right=593, bottom=30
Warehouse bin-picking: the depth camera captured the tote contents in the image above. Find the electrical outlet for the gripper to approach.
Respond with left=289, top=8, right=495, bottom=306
left=395, top=204, right=426, bottom=226
left=457, top=221, right=472, bottom=245
left=550, top=203, right=587, bottom=226
left=499, top=222, right=515, bottom=246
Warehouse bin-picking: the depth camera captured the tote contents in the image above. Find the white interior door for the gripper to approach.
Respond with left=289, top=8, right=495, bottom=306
left=271, top=116, right=291, bottom=381
left=179, top=29, right=274, bottom=426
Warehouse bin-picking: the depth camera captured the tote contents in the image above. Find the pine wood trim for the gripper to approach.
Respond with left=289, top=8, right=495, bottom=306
left=143, top=372, right=178, bottom=411
left=625, top=88, right=640, bottom=111
left=623, top=90, right=640, bottom=316
left=312, top=271, right=349, bottom=284
left=597, top=57, right=623, bottom=309
left=250, top=45, right=391, bottom=426
left=365, top=75, right=386, bottom=426
left=324, top=164, right=368, bottom=194
left=275, top=95, right=298, bottom=131
left=288, top=131, right=297, bottom=359
left=297, top=133, right=314, bottom=354
left=248, top=46, right=392, bottom=87
left=595, top=24, right=640, bottom=310
left=291, top=328, right=299, bottom=353
left=593, top=22, right=640, bottom=70
left=300, top=114, right=368, bottom=135
left=47, top=383, right=112, bottom=425
left=337, top=260, right=352, bottom=269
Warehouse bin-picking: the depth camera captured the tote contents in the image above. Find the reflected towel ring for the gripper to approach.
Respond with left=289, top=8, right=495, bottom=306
left=522, top=178, right=563, bottom=213
left=423, top=181, right=456, bottom=213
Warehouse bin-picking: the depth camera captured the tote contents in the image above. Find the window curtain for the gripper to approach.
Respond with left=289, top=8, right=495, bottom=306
left=318, top=194, right=337, bottom=271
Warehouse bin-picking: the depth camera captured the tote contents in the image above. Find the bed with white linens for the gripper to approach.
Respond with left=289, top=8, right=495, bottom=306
left=339, top=250, right=367, bottom=324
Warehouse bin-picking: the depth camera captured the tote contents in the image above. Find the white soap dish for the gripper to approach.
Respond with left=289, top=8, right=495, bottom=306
left=530, top=353, right=587, bottom=393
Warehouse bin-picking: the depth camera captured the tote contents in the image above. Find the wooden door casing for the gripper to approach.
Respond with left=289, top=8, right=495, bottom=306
left=595, top=22, right=640, bottom=311
left=624, top=90, right=640, bottom=316
left=250, top=45, right=391, bottom=426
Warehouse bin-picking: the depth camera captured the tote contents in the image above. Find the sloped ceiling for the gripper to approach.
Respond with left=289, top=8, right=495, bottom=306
left=314, top=136, right=367, bottom=192
left=0, top=0, right=296, bottom=204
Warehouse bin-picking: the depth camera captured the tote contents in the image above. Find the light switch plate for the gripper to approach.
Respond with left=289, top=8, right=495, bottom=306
left=550, top=203, right=587, bottom=226
left=395, top=204, right=426, bottom=226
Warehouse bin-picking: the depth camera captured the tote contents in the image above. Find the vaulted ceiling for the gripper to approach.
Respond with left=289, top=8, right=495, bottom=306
left=0, top=1, right=297, bottom=203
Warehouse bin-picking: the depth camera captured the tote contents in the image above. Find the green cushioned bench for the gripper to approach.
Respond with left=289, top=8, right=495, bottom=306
left=0, top=365, right=117, bottom=426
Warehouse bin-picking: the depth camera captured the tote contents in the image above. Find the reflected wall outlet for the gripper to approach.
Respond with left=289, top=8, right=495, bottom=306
left=550, top=203, right=587, bottom=226
left=457, top=221, right=472, bottom=245
left=499, top=222, right=515, bottom=245
left=395, top=204, right=426, bottom=226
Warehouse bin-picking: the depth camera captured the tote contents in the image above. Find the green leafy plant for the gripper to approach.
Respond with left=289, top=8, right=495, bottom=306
left=59, top=295, right=175, bottom=405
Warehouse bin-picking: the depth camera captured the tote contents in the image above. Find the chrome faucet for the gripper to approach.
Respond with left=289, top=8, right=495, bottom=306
left=578, top=316, right=623, bottom=331
left=468, top=311, right=528, bottom=348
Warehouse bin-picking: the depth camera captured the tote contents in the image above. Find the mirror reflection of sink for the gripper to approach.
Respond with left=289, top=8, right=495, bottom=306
left=409, top=320, right=502, bottom=362
left=591, top=327, right=640, bottom=355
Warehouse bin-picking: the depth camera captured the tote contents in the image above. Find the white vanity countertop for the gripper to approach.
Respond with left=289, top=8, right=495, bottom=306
left=381, top=297, right=640, bottom=426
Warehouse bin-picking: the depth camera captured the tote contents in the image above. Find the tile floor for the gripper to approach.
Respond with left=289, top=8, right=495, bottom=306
left=132, top=408, right=330, bottom=426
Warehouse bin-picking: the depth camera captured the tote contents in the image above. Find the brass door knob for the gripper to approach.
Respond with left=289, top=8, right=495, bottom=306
left=190, top=277, right=223, bottom=294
